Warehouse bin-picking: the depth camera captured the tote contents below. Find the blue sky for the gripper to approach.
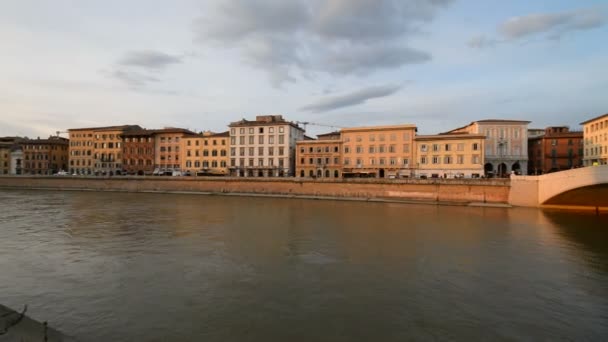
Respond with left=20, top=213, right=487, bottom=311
left=1, top=0, right=606, bottom=138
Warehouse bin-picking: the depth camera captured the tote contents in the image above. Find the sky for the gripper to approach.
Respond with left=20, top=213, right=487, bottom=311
left=1, top=0, right=607, bottom=138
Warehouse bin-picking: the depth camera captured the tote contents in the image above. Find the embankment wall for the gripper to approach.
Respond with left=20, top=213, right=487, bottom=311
left=0, top=176, right=510, bottom=205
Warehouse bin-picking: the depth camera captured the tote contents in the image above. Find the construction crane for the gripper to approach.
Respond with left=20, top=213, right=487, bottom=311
left=295, top=121, right=343, bottom=132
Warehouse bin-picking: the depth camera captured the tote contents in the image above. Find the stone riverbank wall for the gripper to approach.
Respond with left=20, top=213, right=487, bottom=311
left=0, top=176, right=510, bottom=205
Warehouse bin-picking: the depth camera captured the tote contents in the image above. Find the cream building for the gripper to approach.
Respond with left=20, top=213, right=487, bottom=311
left=228, top=115, right=305, bottom=177
left=447, top=119, right=530, bottom=176
left=340, top=124, right=417, bottom=178
left=414, top=133, right=485, bottom=178
left=181, top=131, right=230, bottom=176
left=581, top=113, right=608, bottom=166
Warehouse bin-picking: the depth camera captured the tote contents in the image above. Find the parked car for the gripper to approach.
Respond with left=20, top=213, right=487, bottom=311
left=55, top=170, right=69, bottom=176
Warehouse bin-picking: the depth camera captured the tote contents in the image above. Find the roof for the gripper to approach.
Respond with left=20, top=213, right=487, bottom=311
left=183, top=131, right=230, bottom=139
left=415, top=133, right=486, bottom=141
left=122, top=129, right=155, bottom=136
left=316, top=131, right=341, bottom=137
left=68, top=125, right=142, bottom=132
left=20, top=137, right=69, bottom=145
left=229, top=116, right=304, bottom=131
left=445, top=119, right=531, bottom=134
left=580, top=113, right=608, bottom=125
left=340, top=124, right=417, bottom=133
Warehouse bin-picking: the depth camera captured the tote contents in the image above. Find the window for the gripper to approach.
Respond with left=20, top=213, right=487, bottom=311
left=402, top=158, right=409, bottom=166
left=278, top=135, right=284, bottom=144
left=279, top=127, right=284, bottom=133
left=369, top=146, right=376, bottom=153
left=390, top=157, right=396, bottom=165
left=356, top=146, right=362, bottom=153
left=345, top=146, right=351, bottom=153
left=420, top=156, right=427, bottom=164
left=258, top=147, right=264, bottom=156
left=369, top=158, right=376, bottom=165
left=432, top=156, right=439, bottom=164
left=472, top=143, right=479, bottom=151
left=472, top=155, right=480, bottom=164
left=249, top=136, right=254, bottom=144
left=369, top=134, right=375, bottom=142
left=259, top=136, right=265, bottom=144
left=390, top=134, right=396, bottom=141
left=278, top=147, right=284, bottom=155
left=403, top=144, right=410, bottom=153
left=432, top=144, right=439, bottom=152
left=379, top=145, right=385, bottom=153
left=239, top=136, right=245, bottom=145
left=389, top=145, right=396, bottom=153
left=445, top=144, right=451, bottom=151
left=457, top=155, right=464, bottom=164
left=457, top=143, right=464, bottom=151
left=269, top=127, right=275, bottom=133
left=259, top=127, right=264, bottom=134
left=444, top=156, right=452, bottom=164
left=344, top=158, right=350, bottom=165
left=248, top=147, right=254, bottom=156
left=248, top=128, right=254, bottom=134
left=420, top=144, right=427, bottom=152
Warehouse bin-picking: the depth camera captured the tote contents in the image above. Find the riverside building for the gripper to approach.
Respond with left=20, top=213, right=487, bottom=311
left=581, top=113, right=608, bottom=166
left=122, top=129, right=155, bottom=175
left=446, top=119, right=530, bottom=176
left=20, top=136, right=69, bottom=175
left=228, top=115, right=305, bottom=177
left=296, top=132, right=343, bottom=178
left=181, top=131, right=230, bottom=176
left=527, top=126, right=583, bottom=174
left=414, top=133, right=485, bottom=178
left=340, top=124, right=417, bottom=178
left=152, top=128, right=196, bottom=175
left=68, top=125, right=141, bottom=175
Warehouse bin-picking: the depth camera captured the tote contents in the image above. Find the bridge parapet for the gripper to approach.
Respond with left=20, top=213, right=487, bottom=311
left=509, top=165, right=608, bottom=207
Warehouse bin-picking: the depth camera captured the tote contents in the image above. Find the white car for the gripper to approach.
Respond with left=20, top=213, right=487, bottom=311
left=55, top=170, right=69, bottom=176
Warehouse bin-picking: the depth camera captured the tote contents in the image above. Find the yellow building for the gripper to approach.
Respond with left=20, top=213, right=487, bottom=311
left=414, top=133, right=485, bottom=178
left=68, top=125, right=141, bottom=175
left=581, top=113, right=608, bottom=166
left=296, top=132, right=342, bottom=178
left=340, top=124, right=417, bottom=178
left=0, top=137, right=19, bottom=174
left=181, top=131, right=230, bottom=176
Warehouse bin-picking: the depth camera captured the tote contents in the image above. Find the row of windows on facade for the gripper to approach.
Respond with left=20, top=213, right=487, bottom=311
left=71, top=134, right=121, bottom=141
left=300, top=169, right=340, bottom=178
left=229, top=158, right=287, bottom=167
left=231, top=147, right=286, bottom=157
left=186, top=149, right=227, bottom=157
left=300, top=146, right=340, bottom=154
left=69, top=142, right=121, bottom=151
left=300, top=157, right=340, bottom=165
left=184, top=160, right=227, bottom=168
left=231, top=126, right=286, bottom=135
left=24, top=154, right=65, bottom=161
left=534, top=148, right=583, bottom=157
left=585, top=133, right=608, bottom=144
left=185, top=139, right=226, bottom=146
left=126, top=159, right=153, bottom=166
left=484, top=128, right=522, bottom=139
left=342, top=155, right=481, bottom=167
left=586, top=146, right=608, bottom=157
left=22, top=145, right=67, bottom=150
left=585, top=120, right=608, bottom=133
left=230, top=135, right=286, bottom=145
left=537, top=139, right=583, bottom=146
left=344, top=144, right=410, bottom=154
left=125, top=148, right=153, bottom=155
left=22, top=162, right=64, bottom=169
left=343, top=132, right=412, bottom=143
left=124, top=137, right=153, bottom=143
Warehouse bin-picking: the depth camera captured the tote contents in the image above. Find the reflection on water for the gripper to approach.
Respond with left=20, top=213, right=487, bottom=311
left=0, top=190, right=607, bottom=341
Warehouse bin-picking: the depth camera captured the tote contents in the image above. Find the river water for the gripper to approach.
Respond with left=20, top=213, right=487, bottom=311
left=0, top=189, right=607, bottom=341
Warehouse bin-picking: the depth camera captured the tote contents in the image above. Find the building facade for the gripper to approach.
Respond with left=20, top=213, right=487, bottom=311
left=228, top=115, right=305, bottom=177
left=296, top=132, right=342, bottom=178
left=0, top=137, right=21, bottom=175
left=20, top=136, right=69, bottom=175
left=181, top=131, right=230, bottom=176
left=528, top=126, right=584, bottom=174
left=447, top=119, right=530, bottom=176
left=153, top=128, right=195, bottom=175
left=340, top=124, right=417, bottom=178
left=581, top=113, right=608, bottom=166
left=68, top=125, right=141, bottom=175
left=414, top=133, right=485, bottom=178
left=122, top=130, right=155, bottom=175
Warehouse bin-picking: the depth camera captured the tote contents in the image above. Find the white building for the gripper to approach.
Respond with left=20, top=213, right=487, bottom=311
left=447, top=119, right=530, bottom=176
left=228, top=115, right=305, bottom=177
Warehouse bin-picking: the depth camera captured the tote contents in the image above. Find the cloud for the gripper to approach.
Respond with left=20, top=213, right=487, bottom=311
left=301, top=84, right=402, bottom=112
left=108, top=50, right=182, bottom=88
left=470, top=8, right=606, bottom=48
left=119, top=50, right=182, bottom=70
left=194, top=0, right=452, bottom=85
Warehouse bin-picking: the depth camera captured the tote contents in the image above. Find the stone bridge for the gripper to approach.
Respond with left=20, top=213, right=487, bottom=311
left=509, top=165, right=608, bottom=208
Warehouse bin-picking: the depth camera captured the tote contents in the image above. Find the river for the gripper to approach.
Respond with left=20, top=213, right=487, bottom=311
left=1, top=189, right=607, bottom=341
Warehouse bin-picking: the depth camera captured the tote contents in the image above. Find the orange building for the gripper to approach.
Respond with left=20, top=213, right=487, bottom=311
left=296, top=132, right=343, bottom=178
left=528, top=126, right=583, bottom=174
left=122, top=130, right=155, bottom=175
left=181, top=131, right=230, bottom=176
left=153, top=128, right=195, bottom=175
left=68, top=125, right=141, bottom=175
left=21, top=136, right=69, bottom=175
left=340, top=124, right=417, bottom=178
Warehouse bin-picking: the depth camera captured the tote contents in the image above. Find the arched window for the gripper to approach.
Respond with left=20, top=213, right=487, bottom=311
left=309, top=170, right=314, bottom=177
left=325, top=169, right=330, bottom=178
left=334, top=170, right=339, bottom=178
